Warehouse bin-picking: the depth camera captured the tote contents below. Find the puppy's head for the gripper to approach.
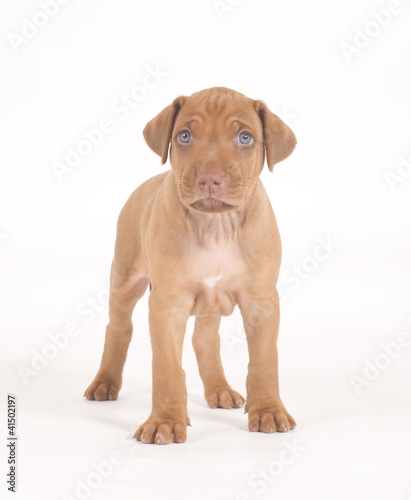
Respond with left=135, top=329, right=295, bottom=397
left=143, top=87, right=296, bottom=213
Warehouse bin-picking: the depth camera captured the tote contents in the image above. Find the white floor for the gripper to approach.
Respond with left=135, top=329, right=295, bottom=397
left=2, top=283, right=411, bottom=500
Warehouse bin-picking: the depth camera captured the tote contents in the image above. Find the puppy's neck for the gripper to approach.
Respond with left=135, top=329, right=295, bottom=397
left=164, top=170, right=263, bottom=247
left=184, top=208, right=245, bottom=246
left=184, top=187, right=263, bottom=249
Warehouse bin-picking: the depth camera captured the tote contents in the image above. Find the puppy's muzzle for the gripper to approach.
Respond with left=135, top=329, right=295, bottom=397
left=190, top=170, right=233, bottom=213
left=197, top=171, right=225, bottom=194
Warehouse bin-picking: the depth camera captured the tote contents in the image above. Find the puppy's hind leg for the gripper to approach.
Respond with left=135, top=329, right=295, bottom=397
left=84, top=263, right=149, bottom=401
left=192, top=315, right=245, bottom=409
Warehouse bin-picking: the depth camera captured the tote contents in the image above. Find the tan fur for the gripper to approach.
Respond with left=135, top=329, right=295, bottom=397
left=84, top=87, right=297, bottom=444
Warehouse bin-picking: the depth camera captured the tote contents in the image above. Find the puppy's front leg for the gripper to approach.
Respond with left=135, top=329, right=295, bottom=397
left=239, top=288, right=296, bottom=434
left=134, top=292, right=191, bottom=445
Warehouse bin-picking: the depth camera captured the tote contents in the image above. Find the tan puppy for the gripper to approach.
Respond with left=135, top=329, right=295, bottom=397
left=85, top=87, right=297, bottom=444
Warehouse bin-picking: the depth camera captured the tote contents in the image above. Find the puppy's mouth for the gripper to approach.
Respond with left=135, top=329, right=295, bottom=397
left=190, top=198, right=235, bottom=213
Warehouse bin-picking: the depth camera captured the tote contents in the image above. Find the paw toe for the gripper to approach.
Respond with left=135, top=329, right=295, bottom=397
left=206, top=388, right=245, bottom=409
left=248, top=407, right=296, bottom=433
left=134, top=418, right=187, bottom=445
left=84, top=380, right=119, bottom=402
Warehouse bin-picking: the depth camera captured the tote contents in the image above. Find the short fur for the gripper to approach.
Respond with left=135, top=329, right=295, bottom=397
left=85, top=87, right=297, bottom=444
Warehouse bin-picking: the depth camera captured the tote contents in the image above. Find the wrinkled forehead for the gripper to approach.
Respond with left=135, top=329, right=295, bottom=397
left=174, top=90, right=262, bottom=135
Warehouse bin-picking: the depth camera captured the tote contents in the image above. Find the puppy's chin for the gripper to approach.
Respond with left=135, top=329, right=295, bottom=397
left=190, top=198, right=235, bottom=213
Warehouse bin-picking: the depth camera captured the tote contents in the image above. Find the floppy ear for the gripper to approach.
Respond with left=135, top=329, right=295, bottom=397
left=143, top=96, right=185, bottom=164
left=255, top=100, right=297, bottom=172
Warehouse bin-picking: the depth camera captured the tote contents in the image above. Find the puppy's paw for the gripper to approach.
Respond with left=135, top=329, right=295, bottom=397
left=84, top=379, right=120, bottom=401
left=247, top=406, right=296, bottom=433
left=205, top=387, right=245, bottom=410
left=134, top=415, right=190, bottom=445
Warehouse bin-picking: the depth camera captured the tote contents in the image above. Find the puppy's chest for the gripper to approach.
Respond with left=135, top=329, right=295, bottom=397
left=188, top=242, right=245, bottom=317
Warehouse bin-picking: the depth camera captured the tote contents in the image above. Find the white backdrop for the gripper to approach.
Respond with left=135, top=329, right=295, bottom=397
left=1, top=1, right=411, bottom=499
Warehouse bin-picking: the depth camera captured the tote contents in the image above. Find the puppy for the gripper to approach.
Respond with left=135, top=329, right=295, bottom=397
left=85, top=87, right=297, bottom=444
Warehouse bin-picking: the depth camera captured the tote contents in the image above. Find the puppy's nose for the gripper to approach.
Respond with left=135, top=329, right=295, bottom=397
left=197, top=171, right=224, bottom=192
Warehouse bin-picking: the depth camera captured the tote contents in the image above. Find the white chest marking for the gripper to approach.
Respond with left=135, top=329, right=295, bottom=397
left=202, top=274, right=222, bottom=288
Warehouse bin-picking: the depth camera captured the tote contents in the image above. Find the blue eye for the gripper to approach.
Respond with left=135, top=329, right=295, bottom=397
left=238, top=132, right=252, bottom=144
left=178, top=130, right=191, bottom=143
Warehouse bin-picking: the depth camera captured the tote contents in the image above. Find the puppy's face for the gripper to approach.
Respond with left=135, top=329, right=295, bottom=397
left=170, top=90, right=264, bottom=213
left=143, top=87, right=296, bottom=213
